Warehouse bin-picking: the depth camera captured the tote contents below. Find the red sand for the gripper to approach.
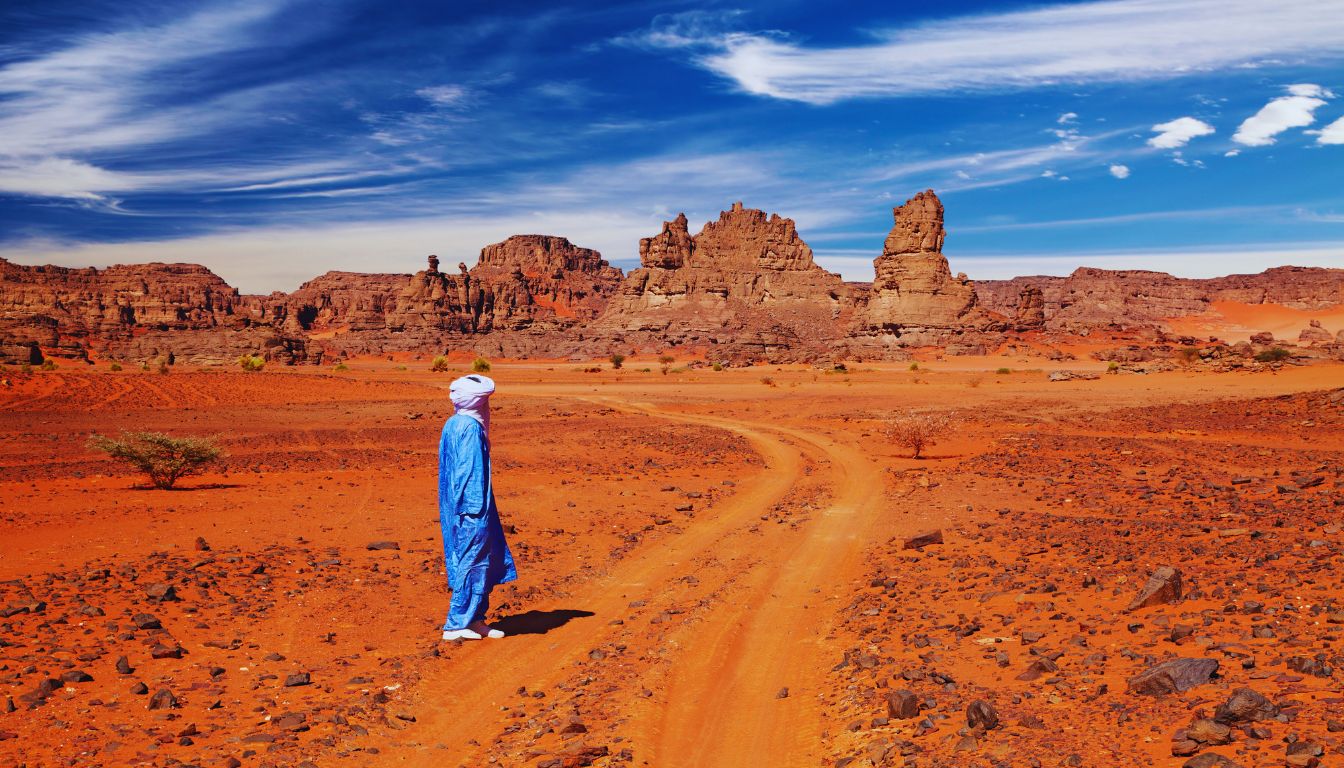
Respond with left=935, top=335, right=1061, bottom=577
left=1, top=358, right=1342, bottom=768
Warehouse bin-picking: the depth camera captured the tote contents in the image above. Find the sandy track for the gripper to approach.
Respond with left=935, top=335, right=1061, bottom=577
left=376, top=396, right=807, bottom=766
left=640, top=420, right=888, bottom=768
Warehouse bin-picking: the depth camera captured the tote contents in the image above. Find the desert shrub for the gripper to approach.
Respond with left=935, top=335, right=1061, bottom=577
left=155, top=356, right=170, bottom=375
left=609, top=353, right=625, bottom=370
left=1255, top=347, right=1291, bottom=363
left=908, top=362, right=919, bottom=371
left=1107, top=361, right=1120, bottom=373
left=583, top=366, right=602, bottom=373
left=1177, top=346, right=1201, bottom=364
left=711, top=362, right=723, bottom=371
left=430, top=356, right=450, bottom=372
left=761, top=376, right=775, bottom=386
left=88, top=431, right=223, bottom=489
left=333, top=363, right=349, bottom=372
left=20, top=362, right=33, bottom=374
left=472, top=356, right=491, bottom=373
left=886, top=412, right=953, bottom=460
left=966, top=377, right=982, bottom=388
left=995, top=367, right=1012, bottom=375
left=109, top=362, right=123, bottom=372
left=40, top=360, right=57, bottom=371
left=237, top=354, right=265, bottom=372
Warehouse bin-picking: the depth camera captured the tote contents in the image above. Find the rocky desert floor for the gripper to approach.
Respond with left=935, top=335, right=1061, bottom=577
left=1, top=353, right=1341, bottom=768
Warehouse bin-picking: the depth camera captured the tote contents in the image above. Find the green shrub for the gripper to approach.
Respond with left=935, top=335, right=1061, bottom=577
left=1255, top=347, right=1291, bottom=363
left=87, top=431, right=224, bottom=489
left=609, top=353, right=625, bottom=370
left=1177, top=346, right=1200, bottom=364
left=430, top=356, right=450, bottom=372
left=472, top=356, right=491, bottom=373
left=237, top=354, right=265, bottom=372
left=333, top=363, right=349, bottom=372
left=109, top=362, right=123, bottom=372
left=40, top=360, right=57, bottom=371
left=995, top=367, right=1012, bottom=375
left=908, top=362, right=919, bottom=371
left=711, top=362, right=723, bottom=372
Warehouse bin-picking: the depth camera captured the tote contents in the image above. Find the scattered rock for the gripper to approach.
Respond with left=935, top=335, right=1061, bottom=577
left=1127, top=658, right=1219, bottom=696
left=1126, top=566, right=1183, bottom=611
left=902, top=530, right=943, bottom=550
left=1213, top=688, right=1278, bottom=725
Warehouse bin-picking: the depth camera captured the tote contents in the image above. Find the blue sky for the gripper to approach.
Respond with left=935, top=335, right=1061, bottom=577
left=1, top=0, right=1342, bottom=293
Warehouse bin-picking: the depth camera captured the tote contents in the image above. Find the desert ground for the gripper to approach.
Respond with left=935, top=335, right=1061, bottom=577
left=1, top=351, right=1341, bottom=768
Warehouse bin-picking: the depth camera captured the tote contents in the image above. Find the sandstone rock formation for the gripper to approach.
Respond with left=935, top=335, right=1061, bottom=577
left=593, top=203, right=851, bottom=361
left=0, top=258, right=309, bottom=364
left=979, top=266, right=1344, bottom=332
left=851, top=190, right=1001, bottom=352
left=471, top=235, right=623, bottom=321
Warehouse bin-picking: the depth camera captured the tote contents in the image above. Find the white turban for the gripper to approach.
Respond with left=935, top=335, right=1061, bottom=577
left=449, top=374, right=495, bottom=436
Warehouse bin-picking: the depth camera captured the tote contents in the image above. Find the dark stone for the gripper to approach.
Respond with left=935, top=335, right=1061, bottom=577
left=966, top=700, right=1000, bottom=730
left=147, top=688, right=178, bottom=710
left=366, top=541, right=400, bottom=551
left=886, top=689, right=921, bottom=719
left=115, top=655, right=133, bottom=675
left=61, top=670, right=93, bottom=684
left=144, top=583, right=179, bottom=603
left=1127, top=566, right=1183, bottom=611
left=1128, top=658, right=1219, bottom=696
left=1186, top=718, right=1232, bottom=744
left=1213, top=688, right=1278, bottom=725
left=1182, top=754, right=1243, bottom=768
left=283, top=672, right=311, bottom=687
left=902, top=530, right=944, bottom=550
left=131, top=613, right=162, bottom=630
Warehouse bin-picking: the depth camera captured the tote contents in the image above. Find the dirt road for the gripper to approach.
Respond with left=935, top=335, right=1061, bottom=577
left=378, top=391, right=895, bottom=767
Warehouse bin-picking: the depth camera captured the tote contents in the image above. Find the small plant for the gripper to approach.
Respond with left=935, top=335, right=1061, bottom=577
left=886, top=412, right=953, bottom=460
left=1254, top=347, right=1291, bottom=363
left=155, top=356, right=170, bottom=375
left=430, top=356, right=451, bottom=372
left=761, top=376, right=775, bottom=387
left=237, top=354, right=265, bottom=372
left=1176, top=346, right=1201, bottom=364
left=20, top=362, right=33, bottom=374
left=109, top=362, right=123, bottom=372
left=908, top=362, right=919, bottom=371
left=657, top=354, right=675, bottom=375
left=995, top=367, right=1012, bottom=375
left=87, top=431, right=224, bottom=490
left=1107, top=361, right=1120, bottom=373
left=40, top=359, right=57, bottom=371
left=609, top=353, right=626, bottom=370
left=711, top=362, right=723, bottom=372
left=333, top=363, right=349, bottom=372
left=472, top=356, right=491, bottom=373
left=966, top=377, right=982, bottom=388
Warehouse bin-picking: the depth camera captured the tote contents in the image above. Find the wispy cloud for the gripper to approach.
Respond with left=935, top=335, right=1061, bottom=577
left=1148, top=117, right=1215, bottom=149
left=1233, top=83, right=1334, bottom=146
left=1108, top=164, right=1131, bottom=179
left=625, top=0, right=1344, bottom=104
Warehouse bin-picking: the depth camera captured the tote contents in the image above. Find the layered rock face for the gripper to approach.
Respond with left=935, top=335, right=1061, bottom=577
left=0, top=258, right=309, bottom=364
left=852, top=190, right=1000, bottom=351
left=595, top=203, right=851, bottom=361
left=979, top=266, right=1344, bottom=332
left=272, top=236, right=624, bottom=358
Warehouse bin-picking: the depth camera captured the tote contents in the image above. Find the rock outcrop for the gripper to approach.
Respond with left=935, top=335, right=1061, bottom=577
left=979, top=266, right=1344, bottom=332
left=850, top=190, right=1001, bottom=352
left=593, top=203, right=851, bottom=361
left=0, top=258, right=309, bottom=364
left=470, top=235, right=623, bottom=321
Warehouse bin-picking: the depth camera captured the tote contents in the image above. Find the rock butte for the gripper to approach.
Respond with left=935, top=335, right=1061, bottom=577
left=2, top=191, right=1342, bottom=364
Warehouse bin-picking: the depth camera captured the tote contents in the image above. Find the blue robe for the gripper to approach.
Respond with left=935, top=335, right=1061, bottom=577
left=438, top=413, right=517, bottom=630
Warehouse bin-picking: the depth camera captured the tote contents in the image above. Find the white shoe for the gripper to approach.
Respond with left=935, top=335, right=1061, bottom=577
left=442, top=628, right=483, bottom=641
left=468, top=620, right=505, bottom=639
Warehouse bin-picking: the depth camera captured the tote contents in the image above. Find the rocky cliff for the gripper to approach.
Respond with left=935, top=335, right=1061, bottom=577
left=978, top=266, right=1344, bottom=332
left=0, top=258, right=309, bottom=364
left=593, top=203, right=852, bottom=361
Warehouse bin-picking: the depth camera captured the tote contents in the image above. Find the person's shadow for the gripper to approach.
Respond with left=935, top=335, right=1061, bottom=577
left=493, top=609, right=594, bottom=636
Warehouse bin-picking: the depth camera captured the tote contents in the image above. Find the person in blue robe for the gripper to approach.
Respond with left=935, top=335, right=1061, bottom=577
left=439, top=374, right=517, bottom=640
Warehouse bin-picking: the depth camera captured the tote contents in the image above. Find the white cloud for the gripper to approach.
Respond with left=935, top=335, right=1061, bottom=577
left=1233, top=84, right=1331, bottom=146
left=1314, top=115, right=1344, bottom=144
left=630, top=0, right=1344, bottom=104
left=1109, top=164, right=1131, bottom=178
left=1148, top=117, right=1215, bottom=148
left=1224, top=149, right=1241, bottom=157
left=1057, top=112, right=1079, bottom=124
left=416, top=84, right=471, bottom=108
